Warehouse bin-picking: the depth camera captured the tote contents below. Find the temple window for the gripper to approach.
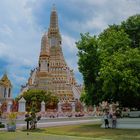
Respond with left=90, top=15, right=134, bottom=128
left=4, top=88, right=6, bottom=98
left=8, top=88, right=11, bottom=97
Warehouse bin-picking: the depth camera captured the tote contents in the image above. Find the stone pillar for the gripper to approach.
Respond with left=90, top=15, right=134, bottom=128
left=58, top=102, right=61, bottom=112
left=18, top=97, right=26, bottom=112
left=72, top=102, right=75, bottom=112
left=41, top=101, right=45, bottom=112
left=7, top=100, right=12, bottom=112
left=83, top=103, right=87, bottom=112
left=94, top=105, right=97, bottom=112
left=94, top=105, right=97, bottom=116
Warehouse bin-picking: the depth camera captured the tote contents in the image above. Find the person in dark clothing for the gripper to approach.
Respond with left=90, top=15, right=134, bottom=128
left=104, top=112, right=109, bottom=128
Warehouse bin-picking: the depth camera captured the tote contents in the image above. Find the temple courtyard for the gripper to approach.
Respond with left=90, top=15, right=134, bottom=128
left=0, top=122, right=140, bottom=140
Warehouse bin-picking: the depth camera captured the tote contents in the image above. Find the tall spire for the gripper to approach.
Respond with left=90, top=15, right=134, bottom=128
left=39, top=32, right=50, bottom=72
left=40, top=32, right=50, bottom=57
left=48, top=4, right=62, bottom=47
left=50, top=4, right=58, bottom=28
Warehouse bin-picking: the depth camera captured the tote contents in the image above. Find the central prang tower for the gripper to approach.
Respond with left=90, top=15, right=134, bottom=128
left=48, top=5, right=62, bottom=47
left=21, top=5, right=81, bottom=103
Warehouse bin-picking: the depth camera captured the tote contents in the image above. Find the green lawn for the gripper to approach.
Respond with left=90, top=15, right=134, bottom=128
left=45, top=123, right=140, bottom=140
left=0, top=123, right=140, bottom=140
left=0, top=132, right=97, bottom=140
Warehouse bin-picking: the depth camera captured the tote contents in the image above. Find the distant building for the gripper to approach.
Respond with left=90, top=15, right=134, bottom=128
left=20, top=5, right=82, bottom=103
left=0, top=73, right=13, bottom=103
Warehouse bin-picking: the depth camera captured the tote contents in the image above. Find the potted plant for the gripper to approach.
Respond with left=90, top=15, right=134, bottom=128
left=7, top=112, right=17, bottom=132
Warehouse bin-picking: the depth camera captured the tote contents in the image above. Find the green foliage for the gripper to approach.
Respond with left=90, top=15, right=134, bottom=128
left=121, top=14, right=140, bottom=48
left=17, top=90, right=58, bottom=112
left=25, top=116, right=32, bottom=122
left=98, top=28, right=131, bottom=57
left=76, top=14, right=140, bottom=108
left=76, top=33, right=100, bottom=105
left=99, top=48, right=140, bottom=107
left=80, top=89, right=93, bottom=106
left=25, top=99, right=42, bottom=130
left=0, top=122, right=5, bottom=128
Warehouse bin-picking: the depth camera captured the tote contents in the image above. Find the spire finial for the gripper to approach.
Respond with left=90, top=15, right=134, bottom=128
left=4, top=70, right=7, bottom=76
left=52, top=4, right=56, bottom=11
left=50, top=4, right=58, bottom=28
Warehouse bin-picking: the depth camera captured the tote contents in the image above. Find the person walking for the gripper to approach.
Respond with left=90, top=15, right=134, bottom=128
left=112, top=113, right=117, bottom=128
left=104, top=112, right=109, bottom=128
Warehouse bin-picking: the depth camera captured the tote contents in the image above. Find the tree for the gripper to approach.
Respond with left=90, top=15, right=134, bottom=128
left=76, top=33, right=101, bottom=105
left=76, top=15, right=140, bottom=108
left=25, top=110, right=41, bottom=130
left=98, top=27, right=131, bottom=57
left=98, top=16, right=140, bottom=108
left=46, top=92, right=59, bottom=109
left=99, top=48, right=140, bottom=108
left=121, top=14, right=140, bottom=48
left=16, top=90, right=58, bottom=112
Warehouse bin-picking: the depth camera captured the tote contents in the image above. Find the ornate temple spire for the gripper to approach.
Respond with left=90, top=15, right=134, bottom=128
left=50, top=4, right=58, bottom=28
left=20, top=5, right=82, bottom=103
left=40, top=32, right=50, bottom=57
left=48, top=4, right=62, bottom=47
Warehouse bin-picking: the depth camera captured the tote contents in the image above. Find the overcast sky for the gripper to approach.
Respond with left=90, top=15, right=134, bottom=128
left=0, top=0, right=140, bottom=98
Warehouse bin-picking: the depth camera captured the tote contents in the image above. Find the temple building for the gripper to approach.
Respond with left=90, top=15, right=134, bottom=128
left=0, top=73, right=12, bottom=103
left=20, top=6, right=82, bottom=103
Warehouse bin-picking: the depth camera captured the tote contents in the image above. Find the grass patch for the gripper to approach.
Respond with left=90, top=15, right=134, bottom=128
left=45, top=123, right=140, bottom=140
left=1, top=123, right=140, bottom=140
left=0, top=131, right=99, bottom=140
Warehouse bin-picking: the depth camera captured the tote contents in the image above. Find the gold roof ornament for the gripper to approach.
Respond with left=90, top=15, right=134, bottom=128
left=0, top=73, right=12, bottom=87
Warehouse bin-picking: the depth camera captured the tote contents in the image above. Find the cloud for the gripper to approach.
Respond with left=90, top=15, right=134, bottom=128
left=56, top=0, right=140, bottom=35
left=61, top=33, right=83, bottom=84
left=0, top=0, right=42, bottom=97
left=62, top=34, right=77, bottom=53
left=62, top=34, right=78, bottom=71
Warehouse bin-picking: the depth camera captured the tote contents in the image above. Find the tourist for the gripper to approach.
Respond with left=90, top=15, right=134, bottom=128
left=108, top=112, right=113, bottom=128
left=112, top=113, right=117, bottom=128
left=104, top=112, right=109, bottom=128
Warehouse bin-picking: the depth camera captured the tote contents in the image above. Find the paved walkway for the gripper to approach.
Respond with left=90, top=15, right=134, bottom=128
left=17, top=118, right=101, bottom=129
left=0, top=118, right=101, bottom=130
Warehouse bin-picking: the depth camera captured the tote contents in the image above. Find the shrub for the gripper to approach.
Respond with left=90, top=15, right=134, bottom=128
left=0, top=122, right=5, bottom=128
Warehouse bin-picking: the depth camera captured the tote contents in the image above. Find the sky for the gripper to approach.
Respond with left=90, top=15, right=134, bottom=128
left=0, top=0, right=140, bottom=98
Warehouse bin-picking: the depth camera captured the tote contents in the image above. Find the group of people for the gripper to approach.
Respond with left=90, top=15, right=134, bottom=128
left=104, top=112, right=117, bottom=128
